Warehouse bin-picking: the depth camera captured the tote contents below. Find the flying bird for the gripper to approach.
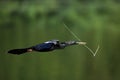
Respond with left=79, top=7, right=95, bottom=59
left=8, top=40, right=86, bottom=55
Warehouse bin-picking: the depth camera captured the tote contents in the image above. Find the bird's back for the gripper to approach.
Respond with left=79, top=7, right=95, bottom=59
left=32, top=43, right=55, bottom=52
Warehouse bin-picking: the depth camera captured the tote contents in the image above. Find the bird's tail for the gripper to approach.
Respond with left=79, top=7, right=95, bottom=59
left=8, top=48, right=31, bottom=55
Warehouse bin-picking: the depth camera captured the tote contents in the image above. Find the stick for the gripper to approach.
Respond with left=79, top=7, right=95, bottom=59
left=63, top=23, right=100, bottom=56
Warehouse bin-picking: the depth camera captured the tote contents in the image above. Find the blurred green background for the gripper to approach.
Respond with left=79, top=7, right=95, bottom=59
left=0, top=0, right=120, bottom=80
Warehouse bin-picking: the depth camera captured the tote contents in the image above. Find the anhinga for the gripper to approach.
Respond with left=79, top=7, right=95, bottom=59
left=8, top=40, right=86, bottom=55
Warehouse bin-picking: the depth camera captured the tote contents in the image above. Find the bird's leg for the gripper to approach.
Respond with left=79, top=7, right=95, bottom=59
left=27, top=49, right=33, bottom=52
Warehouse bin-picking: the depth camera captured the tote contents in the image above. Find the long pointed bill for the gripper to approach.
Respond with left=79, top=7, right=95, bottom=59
left=76, top=42, right=86, bottom=45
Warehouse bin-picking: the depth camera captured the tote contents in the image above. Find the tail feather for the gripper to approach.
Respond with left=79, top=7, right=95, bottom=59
left=8, top=48, right=28, bottom=55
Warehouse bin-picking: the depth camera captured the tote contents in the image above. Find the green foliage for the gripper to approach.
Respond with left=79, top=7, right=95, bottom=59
left=0, top=0, right=120, bottom=80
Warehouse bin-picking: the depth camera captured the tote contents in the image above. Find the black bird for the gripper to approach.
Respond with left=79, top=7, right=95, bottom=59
left=8, top=40, right=86, bottom=55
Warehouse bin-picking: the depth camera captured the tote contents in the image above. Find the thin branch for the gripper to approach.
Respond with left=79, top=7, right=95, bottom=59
left=63, top=23, right=100, bottom=56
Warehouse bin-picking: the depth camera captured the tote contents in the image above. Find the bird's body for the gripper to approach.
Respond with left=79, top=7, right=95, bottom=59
left=8, top=40, right=86, bottom=55
left=33, top=43, right=55, bottom=52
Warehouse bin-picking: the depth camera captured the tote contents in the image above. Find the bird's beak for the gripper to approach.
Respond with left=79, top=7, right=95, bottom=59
left=76, top=42, right=86, bottom=45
